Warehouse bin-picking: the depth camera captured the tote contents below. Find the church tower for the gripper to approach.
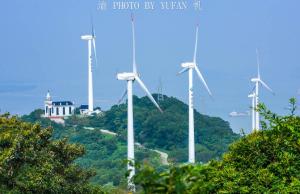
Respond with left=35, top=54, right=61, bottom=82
left=44, top=90, right=53, bottom=117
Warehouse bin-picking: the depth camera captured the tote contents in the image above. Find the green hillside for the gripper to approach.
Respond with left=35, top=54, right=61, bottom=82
left=21, top=94, right=239, bottom=188
left=68, top=94, right=239, bottom=162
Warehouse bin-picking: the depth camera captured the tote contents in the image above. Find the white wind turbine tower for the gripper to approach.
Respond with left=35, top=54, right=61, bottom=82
left=117, top=16, right=163, bottom=191
left=81, top=22, right=98, bottom=114
left=248, top=92, right=256, bottom=131
left=250, top=49, right=274, bottom=131
left=178, top=25, right=212, bottom=164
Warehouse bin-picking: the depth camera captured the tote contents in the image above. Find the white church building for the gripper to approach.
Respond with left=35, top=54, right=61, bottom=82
left=44, top=91, right=75, bottom=121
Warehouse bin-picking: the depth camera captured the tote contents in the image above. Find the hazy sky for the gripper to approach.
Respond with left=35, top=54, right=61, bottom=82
left=0, top=0, right=299, bottom=133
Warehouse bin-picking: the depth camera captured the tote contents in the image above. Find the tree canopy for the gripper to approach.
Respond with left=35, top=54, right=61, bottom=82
left=0, top=114, right=104, bottom=194
left=134, top=99, right=300, bottom=193
left=21, top=109, right=162, bottom=190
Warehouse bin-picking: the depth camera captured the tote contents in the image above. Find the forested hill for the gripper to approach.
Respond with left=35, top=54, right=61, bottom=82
left=20, top=94, right=239, bottom=188
left=67, top=94, right=240, bottom=162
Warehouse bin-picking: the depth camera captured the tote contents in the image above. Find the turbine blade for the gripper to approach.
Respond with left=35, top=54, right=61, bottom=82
left=91, top=17, right=98, bottom=68
left=259, top=79, right=275, bottom=95
left=194, top=65, right=212, bottom=96
left=193, top=25, right=199, bottom=63
left=256, top=48, right=260, bottom=78
left=91, top=15, right=94, bottom=35
left=131, top=14, right=137, bottom=74
left=135, top=76, right=163, bottom=112
left=92, top=18, right=95, bottom=37
left=117, top=88, right=128, bottom=105
left=177, top=67, right=189, bottom=75
left=92, top=38, right=98, bottom=68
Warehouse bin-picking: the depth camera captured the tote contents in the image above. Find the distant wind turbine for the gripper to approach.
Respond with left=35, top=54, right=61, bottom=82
left=117, top=15, right=163, bottom=192
left=250, top=49, right=274, bottom=131
left=81, top=21, right=98, bottom=114
left=178, top=25, right=212, bottom=164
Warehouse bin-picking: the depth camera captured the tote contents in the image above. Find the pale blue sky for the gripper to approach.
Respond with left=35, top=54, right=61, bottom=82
left=0, top=0, right=299, bottom=133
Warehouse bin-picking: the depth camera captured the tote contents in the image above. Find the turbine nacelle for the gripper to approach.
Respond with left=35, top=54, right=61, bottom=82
left=117, top=72, right=136, bottom=81
left=81, top=35, right=94, bottom=40
left=181, top=62, right=196, bottom=69
left=251, top=77, right=260, bottom=82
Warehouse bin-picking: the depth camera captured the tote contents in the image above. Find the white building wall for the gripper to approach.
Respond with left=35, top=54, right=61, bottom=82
left=65, top=106, right=74, bottom=116
left=59, top=107, right=63, bottom=116
left=44, top=103, right=74, bottom=118
left=56, top=107, right=60, bottom=116
left=44, top=105, right=49, bottom=117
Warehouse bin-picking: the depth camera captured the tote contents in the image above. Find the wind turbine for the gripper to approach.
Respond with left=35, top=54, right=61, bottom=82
left=117, top=16, right=163, bottom=191
left=250, top=49, right=274, bottom=131
left=81, top=21, right=98, bottom=114
left=178, top=25, right=212, bottom=164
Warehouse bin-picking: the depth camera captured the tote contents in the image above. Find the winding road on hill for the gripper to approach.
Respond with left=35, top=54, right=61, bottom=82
left=83, top=127, right=169, bottom=165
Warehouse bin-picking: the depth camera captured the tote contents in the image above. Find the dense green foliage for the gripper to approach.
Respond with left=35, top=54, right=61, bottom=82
left=22, top=110, right=161, bottom=192
left=0, top=114, right=104, bottom=194
left=134, top=99, right=300, bottom=193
